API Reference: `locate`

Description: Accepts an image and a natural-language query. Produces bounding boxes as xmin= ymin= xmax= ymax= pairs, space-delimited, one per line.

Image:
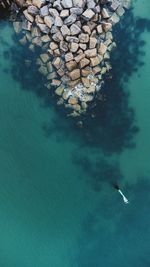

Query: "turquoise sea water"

xmin=0 ymin=1 xmax=150 ymax=266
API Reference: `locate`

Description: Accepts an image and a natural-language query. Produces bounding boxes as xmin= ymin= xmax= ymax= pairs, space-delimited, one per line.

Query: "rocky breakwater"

xmin=12 ymin=0 xmax=131 ymax=117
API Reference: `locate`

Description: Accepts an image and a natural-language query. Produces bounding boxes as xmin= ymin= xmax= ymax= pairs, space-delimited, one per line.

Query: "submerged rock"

xmin=12 ymin=0 xmax=131 ymax=116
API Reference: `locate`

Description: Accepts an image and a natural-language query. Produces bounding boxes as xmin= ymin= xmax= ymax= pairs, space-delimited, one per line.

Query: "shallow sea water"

xmin=0 ymin=1 xmax=150 ymax=266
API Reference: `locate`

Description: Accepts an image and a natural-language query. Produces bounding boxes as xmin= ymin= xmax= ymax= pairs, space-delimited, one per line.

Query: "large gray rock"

xmin=32 ymin=0 xmax=46 ymax=9
xmin=73 ymin=0 xmax=85 ymax=8
xmin=64 ymin=14 xmax=77 ymax=25
xmin=61 ymin=0 xmax=73 ymax=8
xmin=49 ymin=8 xmax=59 ymax=17
xmin=87 ymin=0 xmax=96 ymax=9
xmin=44 ymin=16 xmax=54 ymax=29
xmin=70 ymin=7 xmax=83 ymax=15
xmin=70 ymin=24 xmax=81 ymax=35
xmin=27 ymin=5 xmax=39 ymax=16
xmin=53 ymin=0 xmax=62 ymax=11
xmin=37 ymin=23 xmax=50 ymax=33
xmin=40 ymin=5 xmax=49 ymax=17
xmin=82 ymin=9 xmax=95 ymax=20
xmin=61 ymin=25 xmax=70 ymax=36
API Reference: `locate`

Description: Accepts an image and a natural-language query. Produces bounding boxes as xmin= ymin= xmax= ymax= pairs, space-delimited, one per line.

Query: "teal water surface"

xmin=0 ymin=1 xmax=150 ymax=266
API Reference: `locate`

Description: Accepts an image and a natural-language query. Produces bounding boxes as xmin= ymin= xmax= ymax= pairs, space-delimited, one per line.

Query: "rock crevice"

xmin=11 ymin=0 xmax=131 ymax=116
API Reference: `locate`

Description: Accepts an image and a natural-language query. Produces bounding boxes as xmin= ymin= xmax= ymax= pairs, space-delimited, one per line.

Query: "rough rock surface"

xmin=11 ymin=0 xmax=131 ymax=116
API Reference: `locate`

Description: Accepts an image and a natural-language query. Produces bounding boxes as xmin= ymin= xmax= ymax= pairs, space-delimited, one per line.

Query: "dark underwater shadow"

xmin=8 ymin=9 xmax=150 ymax=150
xmin=73 ymin=177 xmax=150 ymax=267
xmin=70 ymin=9 xmax=150 ymax=191
xmin=5 ymin=9 xmax=150 ymax=190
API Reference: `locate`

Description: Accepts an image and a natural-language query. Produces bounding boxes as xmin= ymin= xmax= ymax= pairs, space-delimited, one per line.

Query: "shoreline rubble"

xmin=11 ymin=0 xmax=131 ymax=117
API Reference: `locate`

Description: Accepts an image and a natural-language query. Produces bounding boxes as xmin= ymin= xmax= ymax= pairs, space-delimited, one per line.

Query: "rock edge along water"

xmin=10 ymin=0 xmax=131 ymax=117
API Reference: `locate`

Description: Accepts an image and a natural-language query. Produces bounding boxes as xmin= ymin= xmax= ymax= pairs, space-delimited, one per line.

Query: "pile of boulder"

xmin=12 ymin=0 xmax=131 ymax=117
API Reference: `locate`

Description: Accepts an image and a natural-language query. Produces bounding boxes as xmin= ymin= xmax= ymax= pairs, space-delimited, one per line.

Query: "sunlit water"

xmin=0 ymin=1 xmax=150 ymax=266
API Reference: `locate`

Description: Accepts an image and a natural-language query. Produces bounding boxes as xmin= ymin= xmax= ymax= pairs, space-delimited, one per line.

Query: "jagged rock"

xmin=61 ymin=0 xmax=73 ymax=8
xmin=40 ymin=5 xmax=49 ymax=17
xmin=98 ymin=42 xmax=107 ymax=55
xmin=90 ymin=56 xmax=100 ymax=67
xmin=13 ymin=21 xmax=22 ymax=33
xmin=87 ymin=21 xmax=97 ymax=30
xmin=70 ymin=7 xmax=83 ymax=15
xmin=102 ymin=22 xmax=112 ymax=32
xmin=69 ymin=69 xmax=80 ymax=80
xmin=65 ymin=52 xmax=74 ymax=62
xmin=23 ymin=10 xmax=34 ymax=23
xmin=50 ymin=41 xmax=58 ymax=50
xmin=81 ymin=67 xmax=92 ymax=76
xmin=96 ymin=24 xmax=103 ymax=34
xmin=49 ymin=8 xmax=59 ymax=18
xmin=55 ymin=16 xmax=63 ymax=27
xmin=44 ymin=16 xmax=54 ymax=29
xmin=64 ymin=14 xmax=77 ymax=25
xmin=53 ymin=48 xmax=61 ymax=56
xmin=37 ymin=23 xmax=49 ymax=33
xmin=27 ymin=5 xmax=39 ymax=16
xmin=79 ymin=58 xmax=90 ymax=68
xmin=40 ymin=53 xmax=49 ymax=63
xmin=81 ymin=77 xmax=90 ymax=87
xmin=32 ymin=0 xmax=46 ymax=9
xmin=61 ymin=25 xmax=70 ymax=36
xmin=35 ymin=15 xmax=44 ymax=24
xmin=57 ymin=68 xmax=65 ymax=76
xmin=52 ymin=79 xmax=61 ymax=86
xmin=53 ymin=0 xmax=62 ymax=11
xmin=47 ymin=61 xmax=53 ymax=72
xmin=52 ymin=31 xmax=63 ymax=42
xmin=73 ymin=0 xmax=85 ymax=8
xmin=92 ymin=14 xmax=99 ymax=22
xmin=110 ymin=0 xmax=120 ymax=11
xmin=31 ymin=27 xmax=41 ymax=37
xmin=55 ymin=86 xmax=64 ymax=96
xmin=94 ymin=5 xmax=101 ymax=13
xmin=74 ymin=53 xmax=85 ymax=63
xmin=66 ymin=60 xmax=77 ymax=71
xmin=77 ymin=49 xmax=84 ymax=54
xmin=87 ymin=0 xmax=96 ymax=9
xmin=52 ymin=57 xmax=62 ymax=69
xmin=60 ymin=41 xmax=69 ymax=52
xmin=82 ymin=9 xmax=95 ymax=20
xmin=70 ymin=24 xmax=81 ymax=35
xmin=66 ymin=36 xmax=79 ymax=43
xmin=116 ymin=6 xmax=125 ymax=16
xmin=70 ymin=42 xmax=79 ymax=52
xmin=79 ymin=33 xmax=89 ymax=43
xmin=110 ymin=13 xmax=120 ymax=24
xmin=22 ymin=20 xmax=32 ymax=31
xmin=68 ymin=97 xmax=78 ymax=105
xmin=89 ymin=37 xmax=97 ymax=49
xmin=79 ymin=43 xmax=87 ymax=50
xmin=92 ymin=66 xmax=101 ymax=74
xmin=60 ymin=9 xmax=69 ymax=18
xmin=32 ymin=37 xmax=43 ymax=46
xmin=41 ymin=34 xmax=50 ymax=42
xmin=68 ymin=78 xmax=80 ymax=87
xmin=101 ymin=8 xmax=110 ymax=19
xmin=84 ymin=48 xmax=97 ymax=58
xmin=82 ymin=25 xmax=91 ymax=35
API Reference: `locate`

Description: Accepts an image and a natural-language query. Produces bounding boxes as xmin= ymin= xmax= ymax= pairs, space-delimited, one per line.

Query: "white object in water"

xmin=118 ymin=189 xmax=129 ymax=204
